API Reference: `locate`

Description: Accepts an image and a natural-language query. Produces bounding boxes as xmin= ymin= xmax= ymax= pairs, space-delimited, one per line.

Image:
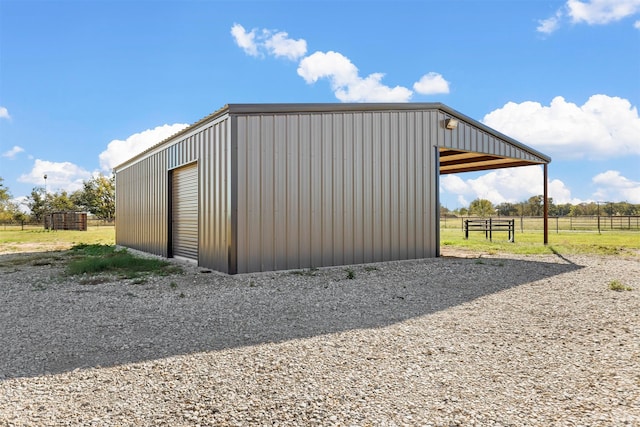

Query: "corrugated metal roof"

xmin=225 ymin=103 xmax=551 ymax=164
xmin=113 ymin=103 xmax=550 ymax=172
xmin=113 ymin=104 xmax=231 ymax=172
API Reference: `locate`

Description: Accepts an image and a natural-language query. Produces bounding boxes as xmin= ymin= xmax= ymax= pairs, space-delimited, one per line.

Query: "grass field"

xmin=441 ymin=227 xmax=640 ymax=256
xmin=440 ymin=216 xmax=640 ymax=232
xmin=0 ymin=226 xmax=115 ymax=254
xmin=0 ymin=225 xmax=638 ymax=258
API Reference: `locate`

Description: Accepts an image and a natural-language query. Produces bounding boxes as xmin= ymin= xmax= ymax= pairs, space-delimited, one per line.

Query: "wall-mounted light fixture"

xmin=445 ymin=118 xmax=459 ymax=130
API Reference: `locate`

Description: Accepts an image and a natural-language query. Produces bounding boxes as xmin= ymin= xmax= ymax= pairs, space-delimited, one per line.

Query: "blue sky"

xmin=1 ymin=0 xmax=639 ymax=210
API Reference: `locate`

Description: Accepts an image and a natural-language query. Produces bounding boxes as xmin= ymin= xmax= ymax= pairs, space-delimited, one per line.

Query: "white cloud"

xmin=457 ymin=195 xmax=469 ymax=207
xmin=231 ymin=23 xmax=259 ymax=57
xmin=264 ymin=31 xmax=307 ymax=60
xmin=0 ymin=106 xmax=10 ymax=120
xmin=537 ymin=11 xmax=563 ymax=34
xmin=592 ymin=170 xmax=640 ymax=203
xmin=231 ymin=23 xmax=307 ymax=60
xmin=18 ymin=159 xmax=92 ymax=193
xmin=413 ymin=72 xmax=450 ymax=95
xmin=635 ymin=19 xmax=640 ymax=28
xmin=548 ymin=179 xmax=582 ymax=204
xmin=538 ymin=0 xmax=640 ymax=33
xmin=468 ymin=167 xmax=544 ymax=204
xmin=482 ymin=95 xmax=640 ymax=160
xmin=297 ymin=51 xmax=412 ymax=102
xmin=441 ymin=166 xmax=579 ymax=206
xmin=440 ymin=174 xmax=468 ymax=194
xmin=297 ymin=51 xmax=357 ymax=86
xmin=232 ymin=23 xmax=449 ymax=103
xmin=2 ymin=145 xmax=24 ymax=159
xmin=99 ymin=123 xmax=189 ymax=171
xmin=10 ymin=196 xmax=30 ymax=214
xmin=567 ymin=0 xmax=640 ymax=24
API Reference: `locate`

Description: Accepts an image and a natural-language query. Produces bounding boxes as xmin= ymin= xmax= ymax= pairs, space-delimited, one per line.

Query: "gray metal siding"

xmin=172 ymin=163 xmax=198 ymax=260
xmin=195 ymin=119 xmax=233 ymax=273
xmin=115 ymin=114 xmax=232 ymax=273
xmin=234 ymin=110 xmax=440 ymax=273
xmin=115 ymin=151 xmax=169 ymax=257
xmin=115 ymin=103 xmax=549 ymax=275
xmin=437 ymin=110 xmax=543 ymax=162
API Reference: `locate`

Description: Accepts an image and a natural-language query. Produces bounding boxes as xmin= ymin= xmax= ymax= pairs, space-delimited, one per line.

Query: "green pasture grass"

xmin=440 ymin=228 xmax=640 ymax=256
xmin=2 ymin=222 xmax=637 ymax=266
xmin=0 ymin=226 xmax=114 ymax=253
xmin=66 ymin=244 xmax=182 ymax=279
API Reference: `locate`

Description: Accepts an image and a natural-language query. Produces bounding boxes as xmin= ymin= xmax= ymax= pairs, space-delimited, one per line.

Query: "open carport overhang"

xmin=437 ymin=146 xmax=551 ymax=246
xmin=439 ymin=148 xmax=546 ymax=174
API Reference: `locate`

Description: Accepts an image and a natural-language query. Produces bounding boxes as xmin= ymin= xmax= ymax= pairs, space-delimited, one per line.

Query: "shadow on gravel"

xmin=0 ymin=252 xmax=582 ymax=379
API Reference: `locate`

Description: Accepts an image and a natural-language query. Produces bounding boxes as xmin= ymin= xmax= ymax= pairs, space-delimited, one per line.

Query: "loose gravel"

xmin=0 ymin=249 xmax=639 ymax=426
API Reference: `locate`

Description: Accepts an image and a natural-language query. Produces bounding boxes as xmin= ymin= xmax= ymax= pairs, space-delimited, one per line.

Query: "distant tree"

xmin=26 ymin=187 xmax=47 ymax=222
xmin=608 ymin=202 xmax=638 ymax=216
xmin=49 ymin=190 xmax=78 ymax=212
xmin=586 ymin=203 xmax=600 ymax=216
xmin=602 ymin=203 xmax=615 ymax=216
xmin=495 ymin=202 xmax=518 ymax=216
xmin=0 ymin=177 xmax=14 ymax=222
xmin=27 ymin=187 xmax=84 ymax=221
xmin=440 ymin=204 xmax=452 ymax=217
xmin=455 ymin=207 xmax=469 ymax=216
xmin=513 ymin=202 xmax=525 ymax=216
xmin=76 ymin=174 xmax=115 ymax=221
xmin=468 ymin=198 xmax=495 ymax=217
xmin=550 ymin=202 xmax=571 ymax=216
xmin=11 ymin=208 xmax=27 ymax=223
xmin=569 ymin=203 xmax=599 ymax=216
xmin=522 ymin=195 xmax=544 ymax=216
xmin=568 ymin=204 xmax=581 ymax=217
xmin=0 ymin=177 xmax=9 ymax=204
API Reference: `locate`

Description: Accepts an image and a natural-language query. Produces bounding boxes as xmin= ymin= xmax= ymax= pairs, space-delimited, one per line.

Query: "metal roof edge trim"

xmin=225 ymin=102 xmax=445 ymax=114
xmin=436 ymin=104 xmax=551 ymax=164
xmin=113 ymin=102 xmax=550 ymax=172
xmin=113 ymin=104 xmax=231 ymax=172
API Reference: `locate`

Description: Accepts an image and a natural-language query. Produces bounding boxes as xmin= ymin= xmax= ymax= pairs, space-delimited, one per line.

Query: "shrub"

xmin=66 ymin=244 xmax=181 ymax=278
xmin=608 ymin=280 xmax=633 ymax=292
xmin=345 ymin=268 xmax=355 ymax=279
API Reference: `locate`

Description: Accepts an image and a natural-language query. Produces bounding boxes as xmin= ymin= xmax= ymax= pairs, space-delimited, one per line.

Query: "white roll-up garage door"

xmin=172 ymin=164 xmax=198 ymax=261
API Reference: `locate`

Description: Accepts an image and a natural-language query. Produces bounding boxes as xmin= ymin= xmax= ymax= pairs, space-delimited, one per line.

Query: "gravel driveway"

xmin=1 ymin=249 xmax=639 ymax=426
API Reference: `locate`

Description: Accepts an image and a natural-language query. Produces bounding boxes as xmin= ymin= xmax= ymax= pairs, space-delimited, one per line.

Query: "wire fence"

xmin=0 ymin=219 xmax=114 ymax=231
xmin=3 ymin=216 xmax=639 ymax=233
xmin=441 ymin=215 xmax=640 ymax=233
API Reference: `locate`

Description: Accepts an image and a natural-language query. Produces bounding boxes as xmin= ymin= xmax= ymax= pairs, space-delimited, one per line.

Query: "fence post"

xmin=511 ymin=219 xmax=515 ymax=242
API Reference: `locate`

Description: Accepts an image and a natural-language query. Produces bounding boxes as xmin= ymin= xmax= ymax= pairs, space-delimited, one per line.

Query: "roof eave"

xmin=113 ymin=104 xmax=231 ymax=172
xmin=113 ymin=102 xmax=550 ymax=172
xmin=437 ymin=104 xmax=551 ymax=164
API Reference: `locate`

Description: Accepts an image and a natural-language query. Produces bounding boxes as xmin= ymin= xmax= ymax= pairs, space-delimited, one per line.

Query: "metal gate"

xmin=172 ymin=164 xmax=198 ymax=260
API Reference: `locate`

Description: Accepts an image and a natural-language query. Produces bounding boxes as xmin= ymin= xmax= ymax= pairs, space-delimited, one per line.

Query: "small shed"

xmin=44 ymin=211 xmax=88 ymax=231
xmin=114 ymin=103 xmax=550 ymax=274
